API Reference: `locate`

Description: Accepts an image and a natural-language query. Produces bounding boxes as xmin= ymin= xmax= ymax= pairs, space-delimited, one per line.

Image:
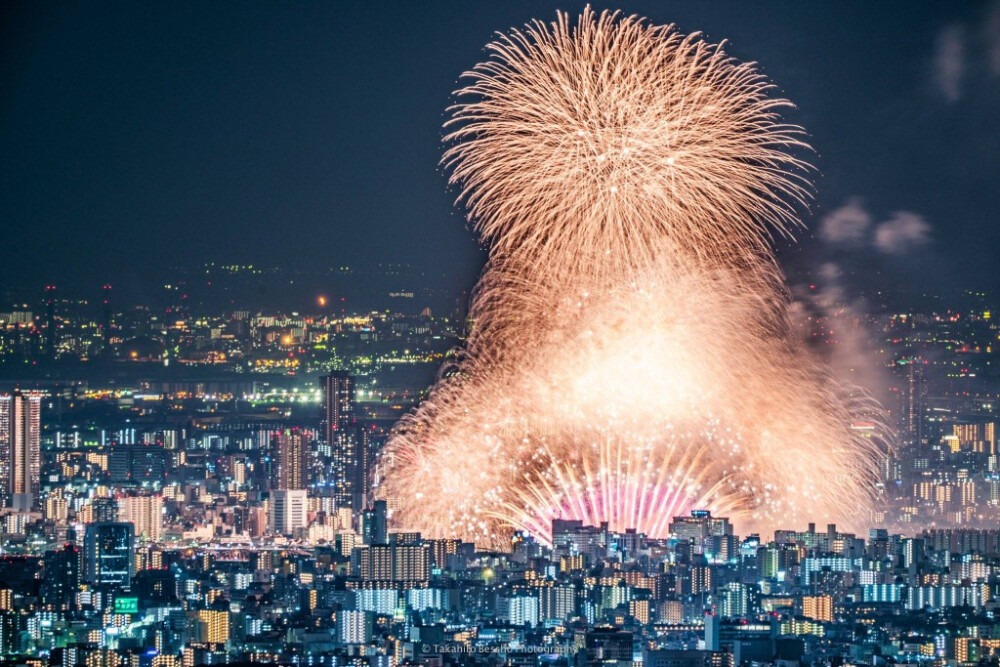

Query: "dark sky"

xmin=2 ymin=2 xmax=999 ymax=302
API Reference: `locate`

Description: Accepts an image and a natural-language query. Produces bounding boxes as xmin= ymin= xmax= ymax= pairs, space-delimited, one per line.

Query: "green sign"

xmin=114 ymin=597 xmax=139 ymax=614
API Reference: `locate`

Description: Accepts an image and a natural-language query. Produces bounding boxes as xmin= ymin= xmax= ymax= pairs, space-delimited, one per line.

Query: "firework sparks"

xmin=376 ymin=8 xmax=888 ymax=548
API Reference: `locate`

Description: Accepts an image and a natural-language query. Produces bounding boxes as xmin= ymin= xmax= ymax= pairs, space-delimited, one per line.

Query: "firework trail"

xmin=377 ymin=8 xmax=888 ymax=547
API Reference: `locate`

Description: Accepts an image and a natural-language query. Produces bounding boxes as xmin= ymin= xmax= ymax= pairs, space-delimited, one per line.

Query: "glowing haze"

xmin=377 ymin=7 xmax=887 ymax=547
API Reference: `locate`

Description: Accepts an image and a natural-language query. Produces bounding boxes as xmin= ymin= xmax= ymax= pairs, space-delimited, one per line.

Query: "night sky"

xmin=2 ymin=2 xmax=999 ymax=303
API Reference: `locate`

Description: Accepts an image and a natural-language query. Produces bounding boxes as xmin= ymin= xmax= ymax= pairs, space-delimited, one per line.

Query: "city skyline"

xmin=2 ymin=3 xmax=1000 ymax=666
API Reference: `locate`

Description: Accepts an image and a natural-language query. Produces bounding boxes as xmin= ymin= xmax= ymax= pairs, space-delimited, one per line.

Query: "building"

xmin=0 ymin=390 xmax=41 ymax=511
xmin=579 ymin=628 xmax=633 ymax=666
xmin=719 ymin=583 xmax=759 ymax=619
xmin=270 ymin=488 xmax=308 ymax=535
xmin=337 ymin=610 xmax=373 ymax=644
xmin=540 ymin=585 xmax=576 ymax=622
xmin=643 ymin=649 xmax=730 ymax=667
xmin=117 ymin=495 xmax=164 ymax=542
xmin=362 ymin=500 xmax=388 ymax=545
xmin=196 ymin=609 xmax=230 ymax=645
xmin=497 ymin=595 xmax=540 ymax=627
xmin=88 ymin=497 xmax=120 ymax=523
xmin=321 ymin=371 xmax=355 ymax=444
xmin=552 ymin=519 xmax=608 ymax=561
xmin=669 ymin=511 xmax=733 ymax=553
xmin=321 ymin=372 xmax=362 ymax=509
xmin=83 ymin=522 xmax=135 ymax=589
xmin=108 ymin=442 xmax=167 ymax=487
xmin=41 ymin=544 xmax=80 ymax=611
xmin=802 ymin=595 xmax=834 ymax=622
xmin=356 ymin=543 xmax=431 ymax=585
xmin=271 ymin=429 xmax=308 ymax=490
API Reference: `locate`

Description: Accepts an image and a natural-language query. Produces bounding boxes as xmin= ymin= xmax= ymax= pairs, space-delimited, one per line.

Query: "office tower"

xmin=84 ymin=522 xmax=135 ymax=589
xmin=0 ymin=390 xmax=41 ymax=511
xmin=118 ymin=495 xmax=164 ymax=542
xmin=321 ymin=372 xmax=361 ymax=509
xmin=271 ymin=428 xmax=308 ymax=490
xmin=362 ymin=500 xmax=388 ymax=545
xmin=269 ymin=488 xmax=308 ymax=535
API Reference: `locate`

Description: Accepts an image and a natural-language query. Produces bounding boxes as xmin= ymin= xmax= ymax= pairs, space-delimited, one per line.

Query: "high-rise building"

xmin=540 ymin=585 xmax=576 ymax=622
xmin=356 ymin=543 xmax=430 ymax=585
xmin=196 ymin=609 xmax=230 ymax=645
xmin=719 ymin=582 xmax=759 ymax=618
xmin=108 ymin=442 xmax=168 ymax=486
xmin=392 ymin=544 xmax=431 ymax=584
xmin=84 ymin=522 xmax=135 ymax=589
xmin=497 ymin=595 xmax=540 ymax=627
xmin=0 ymin=390 xmax=41 ymax=511
xmin=900 ymin=360 xmax=926 ymax=448
xmin=670 ymin=511 xmax=733 ymax=554
xmin=552 ymin=519 xmax=609 ymax=561
xmin=321 ymin=372 xmax=355 ymax=443
xmin=321 ymin=372 xmax=361 ymax=509
xmin=118 ymin=495 xmax=164 ymax=542
xmin=41 ymin=544 xmax=80 ymax=611
xmin=270 ymin=488 xmax=308 ymax=535
xmin=952 ymin=422 xmax=997 ymax=454
xmin=89 ymin=497 xmax=120 ymax=523
xmin=337 ymin=610 xmax=373 ymax=644
xmin=362 ymin=500 xmax=388 ymax=545
xmin=271 ymin=429 xmax=308 ymax=490
xmin=802 ymin=594 xmax=834 ymax=622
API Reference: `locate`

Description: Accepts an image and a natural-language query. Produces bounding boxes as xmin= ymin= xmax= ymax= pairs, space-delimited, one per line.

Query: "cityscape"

xmin=0 ymin=265 xmax=996 ymax=665
xmin=4 ymin=3 xmax=1000 ymax=667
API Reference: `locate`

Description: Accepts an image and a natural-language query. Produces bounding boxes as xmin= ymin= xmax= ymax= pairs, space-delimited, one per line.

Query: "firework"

xmin=376 ymin=8 xmax=888 ymax=548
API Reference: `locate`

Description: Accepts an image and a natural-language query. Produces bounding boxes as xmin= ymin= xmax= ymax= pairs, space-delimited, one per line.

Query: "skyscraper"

xmin=271 ymin=428 xmax=308 ymax=490
xmin=0 ymin=390 xmax=41 ymax=511
xmin=321 ymin=372 xmax=355 ymax=442
xmin=83 ymin=522 xmax=135 ymax=589
xmin=321 ymin=372 xmax=361 ymax=509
